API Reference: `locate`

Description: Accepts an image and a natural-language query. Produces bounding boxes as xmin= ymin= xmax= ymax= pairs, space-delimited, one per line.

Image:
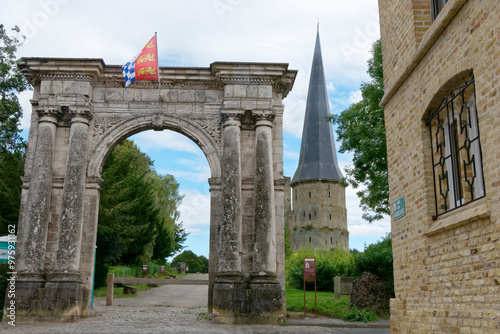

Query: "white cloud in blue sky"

xmin=5 ymin=0 xmax=389 ymax=258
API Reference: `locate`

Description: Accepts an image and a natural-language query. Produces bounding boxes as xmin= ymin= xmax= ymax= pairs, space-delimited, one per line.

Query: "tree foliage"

xmin=0 ymin=24 xmax=29 ymax=153
xmin=328 ymin=40 xmax=388 ymax=222
xmin=0 ymin=24 xmax=30 ymax=234
xmin=95 ymin=139 xmax=187 ymax=287
xmin=286 ymin=246 xmax=355 ymax=291
xmin=171 ymin=250 xmax=208 ymax=273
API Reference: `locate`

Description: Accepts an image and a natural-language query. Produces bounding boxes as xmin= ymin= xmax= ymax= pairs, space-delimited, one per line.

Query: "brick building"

xmin=287 ymin=28 xmax=349 ymax=252
xmin=378 ymin=0 xmax=499 ymax=333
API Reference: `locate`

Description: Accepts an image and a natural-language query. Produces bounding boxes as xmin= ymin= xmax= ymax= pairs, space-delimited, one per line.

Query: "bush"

xmin=109 ymin=261 xmax=173 ymax=278
xmin=341 ymin=307 xmax=378 ymax=322
xmin=286 ymin=246 xmax=355 ymax=291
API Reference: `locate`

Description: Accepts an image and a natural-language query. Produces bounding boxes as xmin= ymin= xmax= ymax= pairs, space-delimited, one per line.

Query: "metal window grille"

xmin=426 ymin=73 xmax=485 ymax=218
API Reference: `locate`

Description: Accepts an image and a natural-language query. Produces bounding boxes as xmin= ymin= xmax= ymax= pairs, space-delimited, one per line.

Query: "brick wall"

xmin=379 ymin=0 xmax=500 ymax=333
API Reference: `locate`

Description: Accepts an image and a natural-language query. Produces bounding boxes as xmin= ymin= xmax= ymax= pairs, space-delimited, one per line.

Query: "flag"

xmin=122 ymin=35 xmax=159 ymax=90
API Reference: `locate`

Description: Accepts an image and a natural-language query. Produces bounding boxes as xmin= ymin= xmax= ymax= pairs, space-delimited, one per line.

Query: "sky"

xmin=2 ymin=0 xmax=390 ymax=259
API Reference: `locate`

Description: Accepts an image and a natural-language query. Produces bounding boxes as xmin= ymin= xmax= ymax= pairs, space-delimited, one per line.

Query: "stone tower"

xmin=288 ymin=28 xmax=348 ymax=251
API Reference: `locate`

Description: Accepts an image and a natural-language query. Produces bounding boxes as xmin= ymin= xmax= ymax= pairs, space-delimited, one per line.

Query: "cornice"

xmin=18 ymin=58 xmax=297 ymax=97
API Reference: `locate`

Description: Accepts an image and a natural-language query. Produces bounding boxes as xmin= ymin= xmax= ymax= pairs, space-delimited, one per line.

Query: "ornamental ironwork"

xmin=426 ymin=73 xmax=485 ymax=218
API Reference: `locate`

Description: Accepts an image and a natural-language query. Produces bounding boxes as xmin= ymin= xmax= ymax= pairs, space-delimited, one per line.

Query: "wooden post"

xmin=106 ymin=273 xmax=114 ymax=306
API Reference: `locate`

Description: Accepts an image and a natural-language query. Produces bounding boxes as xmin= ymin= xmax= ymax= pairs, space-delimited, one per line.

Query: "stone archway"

xmin=10 ymin=58 xmax=297 ymax=324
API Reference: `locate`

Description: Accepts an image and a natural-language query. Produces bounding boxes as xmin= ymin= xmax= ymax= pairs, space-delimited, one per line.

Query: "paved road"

xmin=2 ymin=274 xmax=389 ymax=333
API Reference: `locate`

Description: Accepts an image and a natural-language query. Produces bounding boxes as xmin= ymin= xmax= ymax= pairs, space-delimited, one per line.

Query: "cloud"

xmin=342 ymin=171 xmax=391 ymax=238
xmin=157 ymin=156 xmax=211 ymax=183
xmin=131 ymin=131 xmax=200 ymax=155
xmin=177 ymin=189 xmax=210 ymax=236
xmin=327 ymin=82 xmax=336 ymax=92
xmin=349 ymin=90 xmax=363 ymax=104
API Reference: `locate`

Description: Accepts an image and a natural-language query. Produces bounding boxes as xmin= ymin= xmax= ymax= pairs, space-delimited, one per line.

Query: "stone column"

xmin=54 ymin=108 xmax=93 ymax=276
xmin=9 ymin=108 xmax=59 ymax=322
xmin=218 ymin=114 xmax=242 ymax=274
xmin=252 ymin=114 xmax=277 ymax=275
xmin=208 ymin=177 xmax=222 ymax=314
xmin=17 ymin=108 xmax=60 ymax=278
xmin=213 ymin=114 xmax=245 ymax=321
xmin=248 ymin=112 xmax=282 ymax=323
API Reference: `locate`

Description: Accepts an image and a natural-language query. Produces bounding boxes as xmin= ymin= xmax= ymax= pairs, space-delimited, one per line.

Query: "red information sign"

xmin=160 ymin=266 xmax=165 ymax=276
xmin=304 ymin=258 xmax=316 ymax=281
xmin=142 ymin=264 xmax=148 ymax=277
xmin=303 ymin=257 xmax=317 ymax=316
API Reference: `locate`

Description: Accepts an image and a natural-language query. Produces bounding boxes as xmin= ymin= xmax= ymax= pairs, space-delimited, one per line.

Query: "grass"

xmin=285 ymin=282 xmax=350 ymax=318
xmin=93 ymin=284 xmax=151 ymax=298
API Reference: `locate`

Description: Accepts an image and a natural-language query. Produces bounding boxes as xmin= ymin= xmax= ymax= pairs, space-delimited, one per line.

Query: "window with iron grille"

xmin=431 ymin=0 xmax=449 ymax=20
xmin=426 ymin=73 xmax=485 ymax=218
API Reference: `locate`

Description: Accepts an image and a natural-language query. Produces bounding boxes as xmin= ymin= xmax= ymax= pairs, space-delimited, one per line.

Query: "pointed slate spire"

xmin=291 ymin=28 xmax=343 ymax=184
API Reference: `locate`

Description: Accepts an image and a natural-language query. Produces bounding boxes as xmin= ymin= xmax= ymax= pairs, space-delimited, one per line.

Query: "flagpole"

xmin=155 ymin=32 xmax=161 ymax=96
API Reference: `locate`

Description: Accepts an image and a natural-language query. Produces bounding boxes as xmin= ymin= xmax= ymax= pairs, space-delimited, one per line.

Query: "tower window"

xmin=331 ymin=237 xmax=333 ymax=244
xmin=309 ymin=214 xmax=311 ymax=220
xmin=309 ymin=237 xmax=311 ymax=243
xmin=329 ymin=214 xmax=332 ymax=219
xmin=303 ymin=211 xmax=306 ymax=218
xmin=309 ymin=192 xmax=311 ymax=198
xmin=329 ymin=191 xmax=331 ymax=198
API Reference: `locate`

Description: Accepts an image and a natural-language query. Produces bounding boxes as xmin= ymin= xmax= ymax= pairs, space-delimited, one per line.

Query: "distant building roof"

xmin=291 ymin=29 xmax=343 ymax=185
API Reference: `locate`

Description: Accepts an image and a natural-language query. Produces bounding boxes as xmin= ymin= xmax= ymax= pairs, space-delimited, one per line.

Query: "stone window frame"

xmin=431 ymin=0 xmax=449 ymax=20
xmin=426 ymin=72 xmax=485 ymax=219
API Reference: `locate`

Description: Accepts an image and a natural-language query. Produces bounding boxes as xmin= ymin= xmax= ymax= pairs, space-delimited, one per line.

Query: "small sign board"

xmin=304 ymin=257 xmax=316 ymax=282
xmin=142 ymin=264 xmax=148 ymax=277
xmin=393 ymin=196 xmax=406 ymax=220
xmin=303 ymin=257 xmax=317 ymax=316
xmin=160 ymin=266 xmax=165 ymax=276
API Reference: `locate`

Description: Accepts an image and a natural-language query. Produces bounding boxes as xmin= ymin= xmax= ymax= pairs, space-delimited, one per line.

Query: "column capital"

xmin=221 ymin=113 xmax=243 ymax=128
xmin=36 ymin=107 xmax=61 ymax=122
xmin=68 ymin=107 xmax=93 ymax=124
xmin=253 ymin=111 xmax=275 ymax=128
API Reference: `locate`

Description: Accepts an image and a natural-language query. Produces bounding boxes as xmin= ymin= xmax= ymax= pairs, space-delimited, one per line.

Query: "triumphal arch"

xmin=9 ymin=58 xmax=297 ymax=324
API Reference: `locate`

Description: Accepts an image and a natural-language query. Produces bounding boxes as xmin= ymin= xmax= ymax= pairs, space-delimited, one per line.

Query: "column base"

xmin=212 ymin=271 xmax=283 ymax=324
xmin=4 ymin=273 xmax=86 ymax=322
xmin=248 ymin=271 xmax=283 ymax=324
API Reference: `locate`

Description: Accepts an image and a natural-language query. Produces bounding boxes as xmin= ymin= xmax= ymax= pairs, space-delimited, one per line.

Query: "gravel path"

xmin=2 ymin=274 xmax=389 ymax=334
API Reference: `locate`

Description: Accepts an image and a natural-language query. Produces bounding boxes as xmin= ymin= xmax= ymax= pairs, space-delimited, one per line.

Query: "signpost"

xmin=142 ymin=264 xmax=148 ymax=277
xmin=160 ymin=266 xmax=165 ymax=277
xmin=303 ymin=257 xmax=317 ymax=317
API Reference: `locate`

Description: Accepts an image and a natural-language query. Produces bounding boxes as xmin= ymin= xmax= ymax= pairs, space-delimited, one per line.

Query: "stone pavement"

xmin=2 ymin=274 xmax=390 ymax=334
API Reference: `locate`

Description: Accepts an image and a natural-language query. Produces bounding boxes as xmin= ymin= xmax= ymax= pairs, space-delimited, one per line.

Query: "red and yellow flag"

xmin=122 ymin=35 xmax=159 ymax=88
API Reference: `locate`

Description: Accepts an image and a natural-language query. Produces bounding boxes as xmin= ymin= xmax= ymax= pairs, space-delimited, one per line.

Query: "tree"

xmin=150 ymin=174 xmax=186 ymax=261
xmin=0 ymin=24 xmax=30 ymax=234
xmin=97 ymin=140 xmax=158 ymax=266
xmin=171 ymin=250 xmax=205 ymax=273
xmin=328 ymin=40 xmax=388 ymax=222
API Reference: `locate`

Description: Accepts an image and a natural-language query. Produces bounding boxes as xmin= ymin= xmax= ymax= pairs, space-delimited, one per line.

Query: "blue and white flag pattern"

xmin=122 ymin=53 xmax=140 ymax=89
